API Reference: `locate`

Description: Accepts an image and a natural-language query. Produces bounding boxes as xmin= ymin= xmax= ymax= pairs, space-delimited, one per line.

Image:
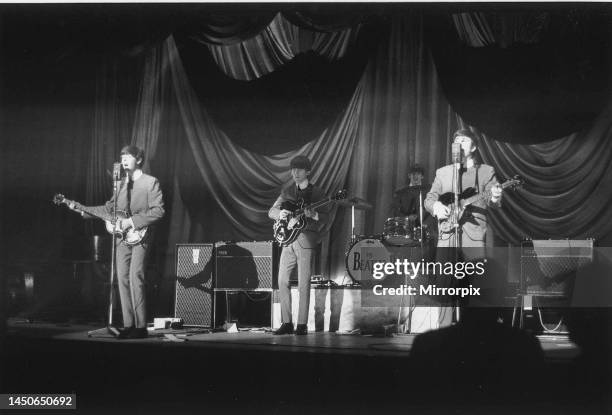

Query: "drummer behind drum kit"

xmin=337 ymin=195 xmax=433 ymax=286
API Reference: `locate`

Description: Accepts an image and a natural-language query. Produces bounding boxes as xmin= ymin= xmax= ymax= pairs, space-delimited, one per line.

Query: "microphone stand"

xmin=452 ymin=145 xmax=462 ymax=323
xmin=396 ymin=188 xmax=424 ymax=335
xmin=452 ymin=145 xmax=462 ymax=251
xmin=88 ymin=167 xmax=122 ymax=337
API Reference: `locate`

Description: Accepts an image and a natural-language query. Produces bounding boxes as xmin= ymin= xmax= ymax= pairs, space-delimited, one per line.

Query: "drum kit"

xmin=337 ymin=196 xmax=433 ymax=284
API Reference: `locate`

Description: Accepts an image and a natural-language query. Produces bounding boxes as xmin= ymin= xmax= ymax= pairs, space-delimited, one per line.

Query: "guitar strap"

xmin=475 ymin=164 xmax=480 ymax=193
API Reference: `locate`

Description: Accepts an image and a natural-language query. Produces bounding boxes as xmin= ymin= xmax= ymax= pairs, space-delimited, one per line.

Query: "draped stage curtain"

xmin=452 ymin=12 xmax=549 ymax=48
xmin=199 ymin=13 xmax=362 ymax=81
xmin=119 ymin=13 xmax=456 ymax=282
xmin=82 ymin=9 xmax=612 ymax=299
xmin=426 ymin=9 xmax=611 ymax=144
xmin=327 ymin=14 xmax=458 ymax=279
xmin=165 ymin=33 xmax=359 ymax=238
xmin=468 ymin=106 xmax=612 ymax=245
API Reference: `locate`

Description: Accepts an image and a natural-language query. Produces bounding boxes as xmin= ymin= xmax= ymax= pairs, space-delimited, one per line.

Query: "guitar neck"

xmin=64 ymin=199 xmax=112 ymax=222
xmin=463 ymin=181 xmax=514 ymax=206
xmin=295 ymin=196 xmax=333 ymax=215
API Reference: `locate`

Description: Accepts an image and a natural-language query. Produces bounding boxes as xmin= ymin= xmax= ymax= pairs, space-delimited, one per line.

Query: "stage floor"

xmin=6 ymin=318 xmax=579 ymax=361
xmin=4 ymin=319 xmax=609 ymax=415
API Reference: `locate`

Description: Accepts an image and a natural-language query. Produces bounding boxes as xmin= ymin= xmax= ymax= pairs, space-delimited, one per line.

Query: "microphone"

xmin=451 ymin=143 xmax=461 ymax=169
xmin=112 ymin=163 xmax=122 ymax=181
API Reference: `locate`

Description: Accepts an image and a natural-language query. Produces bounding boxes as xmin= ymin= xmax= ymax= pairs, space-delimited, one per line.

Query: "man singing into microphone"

xmin=71 ymin=145 xmax=164 ymax=339
xmin=425 ymin=129 xmax=502 ymax=250
xmin=422 ymin=129 xmax=503 ymax=325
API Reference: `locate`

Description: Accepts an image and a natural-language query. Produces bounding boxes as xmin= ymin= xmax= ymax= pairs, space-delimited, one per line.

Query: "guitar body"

xmin=272 ymin=189 xmax=347 ymax=246
xmin=436 ymin=176 xmax=523 ymax=237
xmin=273 ymin=200 xmax=306 ymax=246
xmin=53 ymin=194 xmax=147 ymax=246
xmin=437 ymin=191 xmax=471 ymax=235
xmin=103 ymin=211 xmax=148 ymax=246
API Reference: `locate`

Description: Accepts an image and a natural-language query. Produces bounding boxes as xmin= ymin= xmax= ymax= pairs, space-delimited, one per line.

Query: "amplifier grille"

xmin=175 ymin=244 xmax=214 ymax=326
xmin=521 ymin=240 xmax=593 ymax=296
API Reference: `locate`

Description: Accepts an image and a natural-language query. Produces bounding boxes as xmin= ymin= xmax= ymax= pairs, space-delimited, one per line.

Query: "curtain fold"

xmin=196 ymin=13 xmax=361 ymax=81
xmin=87 ymin=61 xmax=142 ymax=206
xmin=189 ymin=12 xmax=277 ymax=45
xmin=131 ymin=14 xmax=458 ymax=280
xmin=327 ymin=13 xmax=458 ymax=279
xmin=164 ymin=35 xmax=361 ymax=241
xmin=426 ymin=10 xmax=610 ymax=143
xmin=452 ymin=12 xmax=549 ymax=48
xmin=452 ymin=13 xmax=496 ymax=47
xmin=130 ymin=44 xmax=170 ymax=169
xmin=461 ymin=107 xmax=612 ymax=244
xmin=94 ymin=10 xmax=612 ymax=293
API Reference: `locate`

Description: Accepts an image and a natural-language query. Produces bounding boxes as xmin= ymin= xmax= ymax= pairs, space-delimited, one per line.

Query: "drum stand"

xmin=350 ymin=204 xmax=357 ymax=244
xmin=88 ymin=171 xmax=122 ymax=338
xmin=338 ymin=204 xmax=362 ymax=287
xmin=338 ymin=197 xmax=373 ymax=287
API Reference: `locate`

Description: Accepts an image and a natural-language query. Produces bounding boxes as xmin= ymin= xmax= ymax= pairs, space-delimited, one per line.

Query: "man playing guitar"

xmin=425 ymin=129 xmax=503 ymax=250
xmin=69 ymin=145 xmax=164 ymax=339
xmin=268 ymin=155 xmax=329 ymax=335
xmin=424 ymin=129 xmax=503 ymax=326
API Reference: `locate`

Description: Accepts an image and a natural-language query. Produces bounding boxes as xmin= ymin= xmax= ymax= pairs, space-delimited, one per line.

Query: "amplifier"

xmin=175 ymin=244 xmax=214 ymax=327
xmin=215 ymin=241 xmax=276 ymax=289
xmin=521 ymin=239 xmax=593 ymax=296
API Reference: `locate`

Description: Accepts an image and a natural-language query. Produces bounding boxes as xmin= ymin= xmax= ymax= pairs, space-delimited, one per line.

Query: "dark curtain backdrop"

xmin=114 ymin=13 xmax=457 ymax=283
xmin=472 ymin=106 xmax=612 ymax=245
xmin=4 ymin=7 xmax=612 ymax=316
xmin=177 ymin=13 xmax=382 ymax=154
xmin=425 ymin=8 xmax=612 ymax=144
xmin=1 ymin=40 xmax=99 ymax=264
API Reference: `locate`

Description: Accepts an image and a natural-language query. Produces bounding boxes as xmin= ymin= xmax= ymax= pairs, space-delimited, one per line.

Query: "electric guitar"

xmin=53 ymin=193 xmax=147 ymax=246
xmin=273 ymin=189 xmax=347 ymax=246
xmin=437 ymin=176 xmax=523 ymax=235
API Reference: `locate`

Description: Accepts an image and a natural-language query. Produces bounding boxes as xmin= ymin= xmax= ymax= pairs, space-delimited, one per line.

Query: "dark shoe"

xmin=116 ymin=326 xmax=134 ymax=339
xmin=295 ymin=324 xmax=308 ymax=335
xmin=127 ymin=327 xmax=148 ymax=339
xmin=273 ymin=323 xmax=294 ymax=335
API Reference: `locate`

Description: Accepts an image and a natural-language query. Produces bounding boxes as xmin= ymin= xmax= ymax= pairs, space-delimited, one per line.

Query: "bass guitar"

xmin=273 ymin=189 xmax=347 ymax=246
xmin=53 ymin=193 xmax=147 ymax=246
xmin=437 ymin=175 xmax=523 ymax=235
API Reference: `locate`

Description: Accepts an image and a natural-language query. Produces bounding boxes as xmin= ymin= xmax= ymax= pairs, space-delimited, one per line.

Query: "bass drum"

xmin=345 ymin=238 xmax=389 ymax=281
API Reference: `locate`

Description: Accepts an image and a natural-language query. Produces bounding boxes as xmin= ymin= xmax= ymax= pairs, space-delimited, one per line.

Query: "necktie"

xmin=126 ymin=177 xmax=132 ymax=216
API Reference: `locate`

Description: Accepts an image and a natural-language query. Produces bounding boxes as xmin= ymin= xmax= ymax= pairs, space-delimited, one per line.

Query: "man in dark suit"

xmin=269 ymin=155 xmax=329 ymax=335
xmin=390 ymin=164 xmax=427 ymax=219
xmin=389 ymin=164 xmax=437 ymax=250
xmin=425 ymin=129 xmax=503 ymax=250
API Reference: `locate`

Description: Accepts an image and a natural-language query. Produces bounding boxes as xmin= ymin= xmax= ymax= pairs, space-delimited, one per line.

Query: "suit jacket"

xmin=88 ymin=173 xmax=165 ymax=230
xmin=269 ymin=182 xmax=330 ymax=249
xmin=424 ymin=164 xmax=500 ymax=246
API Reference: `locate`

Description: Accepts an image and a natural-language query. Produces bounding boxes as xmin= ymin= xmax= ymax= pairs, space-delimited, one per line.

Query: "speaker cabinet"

xmin=175 ymin=244 xmax=214 ymax=327
xmin=521 ymin=240 xmax=593 ymax=296
xmin=215 ymin=241 xmax=276 ymax=289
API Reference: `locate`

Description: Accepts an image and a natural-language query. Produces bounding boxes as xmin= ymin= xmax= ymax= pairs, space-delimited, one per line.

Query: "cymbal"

xmin=337 ymin=197 xmax=373 ymax=210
